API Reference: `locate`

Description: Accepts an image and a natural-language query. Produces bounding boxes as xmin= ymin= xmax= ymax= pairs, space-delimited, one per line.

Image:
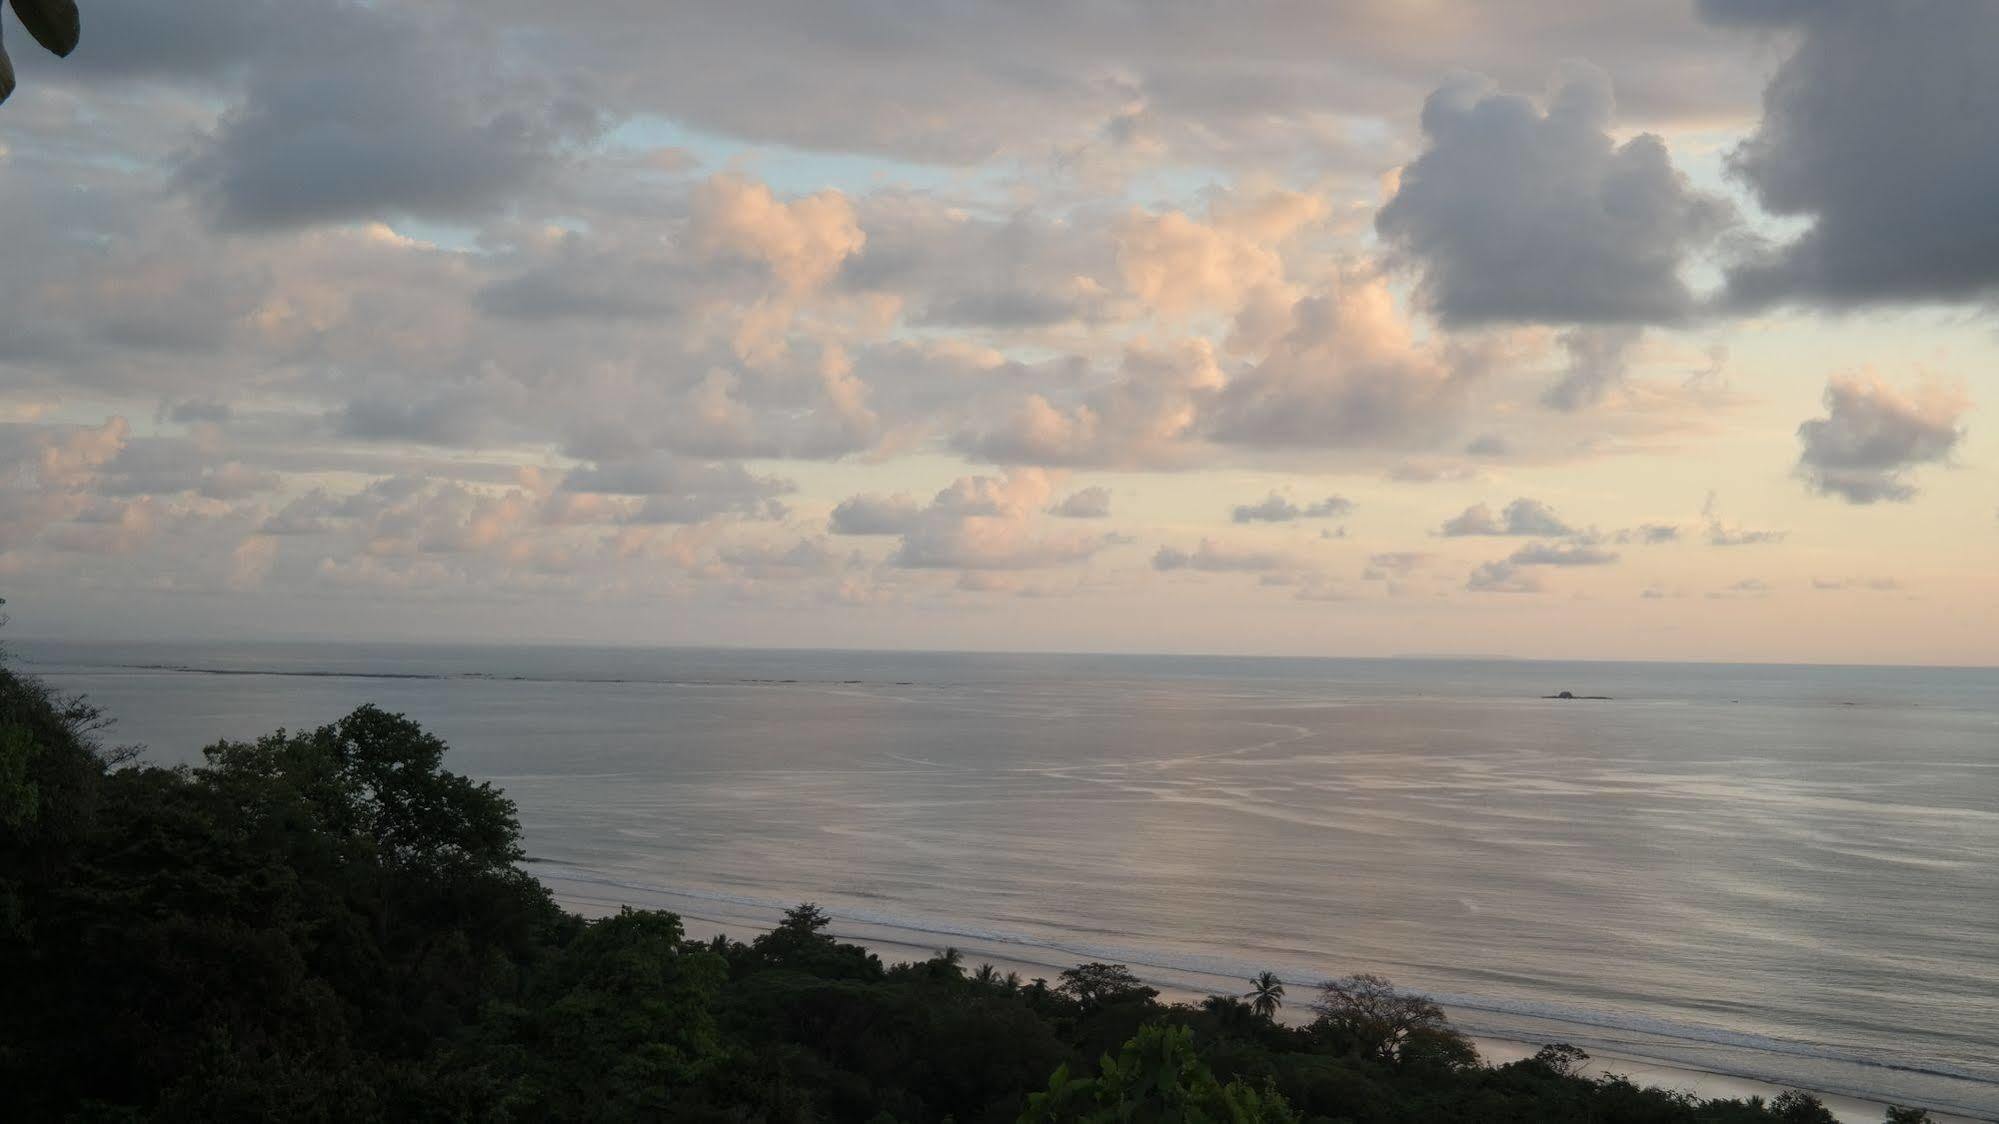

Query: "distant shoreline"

xmin=542 ymin=872 xmax=1985 ymax=1124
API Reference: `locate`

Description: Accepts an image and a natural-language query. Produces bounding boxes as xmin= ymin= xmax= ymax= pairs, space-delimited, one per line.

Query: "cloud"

xmin=1506 ymin=542 xmax=1619 ymax=566
xmin=691 ymin=174 xmax=866 ymax=292
xmin=1705 ymin=1 xmax=1999 ymax=308
xmin=336 ymin=394 xmax=507 ymax=448
xmin=165 ymin=399 xmax=233 ymax=425
xmin=260 ymin=490 xmax=343 ymax=536
xmin=6 ymin=0 xmax=1974 ymax=643
xmin=561 ymin=457 xmax=794 ymax=523
xmin=1707 ymin=577 xmax=1773 ymax=599
xmin=179 ymin=5 xmax=600 ymax=230
xmin=957 ymin=340 xmax=1221 ymax=468
xmin=1115 ymin=188 xmax=1325 ymax=319
xmin=716 ymin=537 xmax=844 ymax=582
xmin=829 ymin=494 xmax=923 ymax=535
xmin=888 ymin=471 xmax=1111 ymax=571
xmin=1049 ymin=487 xmax=1113 ymax=519
xmin=1795 ymin=374 xmax=1967 ymax=504
xmin=1376 ymin=64 xmax=1731 ymax=326
xmin=96 ymin=439 xmax=281 ymax=500
xmin=1231 ymin=491 xmax=1353 ymax=524
xmin=1439 ymin=498 xmax=1576 ymax=537
xmin=1361 ymin=552 xmax=1432 ymax=584
xmin=1812 ymin=576 xmax=1903 ymax=592
xmin=964 ymin=270 xmax=1471 ymax=466
xmin=1466 ymin=561 xmax=1542 ymax=594
xmin=1464 ymin=537 xmax=1618 ymax=593
xmin=1615 ymin=523 xmax=1681 ymax=544
xmin=1544 ymin=325 xmax=1644 ymax=411
xmin=1707 ymin=525 xmax=1785 ymax=547
xmin=1701 ymin=494 xmax=1787 ymax=547
xmin=1206 ymin=273 xmax=1468 ymax=450
xmin=1153 ymin=539 xmax=1285 ymax=573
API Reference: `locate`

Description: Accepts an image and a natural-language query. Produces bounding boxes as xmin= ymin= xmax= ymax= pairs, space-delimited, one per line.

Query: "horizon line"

xmin=7 ymin=634 xmax=1996 ymax=674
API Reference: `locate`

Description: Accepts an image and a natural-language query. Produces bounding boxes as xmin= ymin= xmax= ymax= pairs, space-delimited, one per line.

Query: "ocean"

xmin=12 ymin=640 xmax=1997 ymax=1119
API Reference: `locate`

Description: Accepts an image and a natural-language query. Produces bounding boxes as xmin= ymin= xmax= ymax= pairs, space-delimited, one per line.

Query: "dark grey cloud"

xmin=563 ymin=456 xmax=793 ymax=523
xmin=179 ymin=6 xmax=600 ymax=230
xmin=1466 ymin=536 xmax=1618 ymax=592
xmin=1706 ymin=1 xmax=1999 ymax=308
xmin=474 ymin=268 xmax=675 ymax=322
xmin=1795 ymin=375 xmax=1967 ymax=504
xmin=1507 ymin=542 xmax=1619 ymax=566
xmin=164 ymin=399 xmax=234 ymax=426
xmin=1439 ymin=498 xmax=1576 ymax=537
xmin=828 ymin=494 xmax=923 ymax=535
xmin=1049 ymin=487 xmax=1113 ymax=519
xmin=336 ymin=395 xmax=505 ymax=448
xmin=1376 ymin=65 xmax=1731 ymax=326
xmin=1230 ymin=491 xmax=1353 ymax=524
xmin=57 ymin=0 xmax=314 ymax=81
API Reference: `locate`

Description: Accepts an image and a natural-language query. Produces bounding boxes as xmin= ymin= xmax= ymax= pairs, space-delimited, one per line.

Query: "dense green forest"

xmin=0 ymin=654 xmax=1937 ymax=1122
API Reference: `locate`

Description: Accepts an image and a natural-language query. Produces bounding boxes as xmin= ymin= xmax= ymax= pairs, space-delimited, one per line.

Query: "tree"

xmin=1021 ymin=1024 xmax=1299 ymax=1123
xmin=492 ymin=908 xmax=727 ymax=1120
xmin=1310 ymin=973 xmax=1461 ymax=1063
xmin=1246 ymin=971 xmax=1286 ymax=1020
xmin=0 ymin=0 xmax=82 ymax=105
xmin=1884 ymin=1107 xmax=1934 ymax=1123
xmin=1771 ymin=1090 xmax=1838 ymax=1124
xmin=1057 ymin=962 xmax=1159 ymax=1009
xmin=1529 ymin=1043 xmax=1590 ymax=1078
xmin=204 ymin=705 xmax=525 ymax=877
xmin=750 ymin=901 xmax=882 ymax=980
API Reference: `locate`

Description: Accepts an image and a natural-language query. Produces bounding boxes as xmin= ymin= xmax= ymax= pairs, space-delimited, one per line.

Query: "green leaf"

xmin=11 ymin=0 xmax=80 ymax=58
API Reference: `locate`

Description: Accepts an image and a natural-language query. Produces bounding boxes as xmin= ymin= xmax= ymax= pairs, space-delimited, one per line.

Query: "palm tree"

xmin=1246 ymin=971 xmax=1285 ymax=1020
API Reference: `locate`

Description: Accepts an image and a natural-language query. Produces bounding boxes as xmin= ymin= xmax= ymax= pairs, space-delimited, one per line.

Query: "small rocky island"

xmin=1544 ymin=690 xmax=1614 ymax=700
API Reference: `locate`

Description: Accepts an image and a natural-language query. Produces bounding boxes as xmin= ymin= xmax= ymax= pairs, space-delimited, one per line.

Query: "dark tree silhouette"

xmin=1311 ymin=972 xmax=1457 ymax=1061
xmin=1 ymin=0 xmax=82 ymax=105
xmin=1247 ymin=969 xmax=1286 ymax=1019
xmin=1056 ymin=961 xmax=1158 ymax=1008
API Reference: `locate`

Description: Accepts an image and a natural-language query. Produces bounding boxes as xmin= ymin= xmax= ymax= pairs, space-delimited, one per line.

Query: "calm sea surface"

xmin=14 ymin=641 xmax=1999 ymax=1118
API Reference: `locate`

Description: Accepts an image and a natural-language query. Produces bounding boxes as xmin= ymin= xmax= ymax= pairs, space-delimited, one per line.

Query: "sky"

xmin=1 ymin=0 xmax=1995 ymax=664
